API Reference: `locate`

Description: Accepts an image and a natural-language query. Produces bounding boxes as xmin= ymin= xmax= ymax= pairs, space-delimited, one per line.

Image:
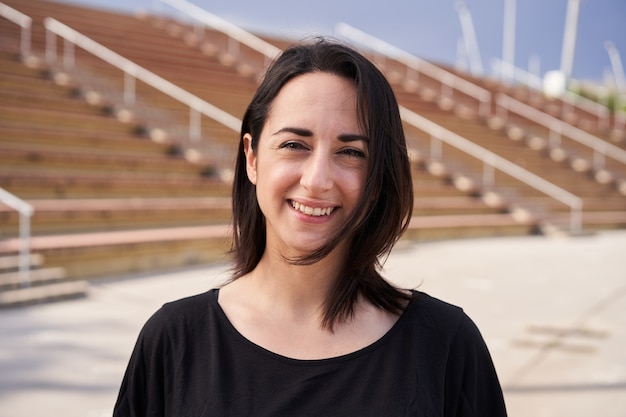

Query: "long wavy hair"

xmin=230 ymin=38 xmax=414 ymax=329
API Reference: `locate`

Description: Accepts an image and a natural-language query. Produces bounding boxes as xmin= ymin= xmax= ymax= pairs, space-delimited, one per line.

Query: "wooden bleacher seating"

xmin=0 ymin=0 xmax=623 ymax=306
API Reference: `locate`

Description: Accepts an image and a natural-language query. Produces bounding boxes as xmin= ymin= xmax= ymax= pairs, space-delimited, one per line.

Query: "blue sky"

xmin=62 ymin=0 xmax=626 ymax=84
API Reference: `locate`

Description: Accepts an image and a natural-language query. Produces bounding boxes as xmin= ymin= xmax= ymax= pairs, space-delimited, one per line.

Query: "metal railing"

xmin=158 ymin=0 xmax=281 ymax=65
xmin=43 ymin=18 xmax=241 ymax=142
xmin=0 ymin=188 xmax=34 ymax=287
xmin=400 ymin=106 xmax=583 ymax=233
xmin=0 ymin=1 xmax=31 ymax=58
xmin=491 ymin=57 xmax=612 ymax=132
xmin=496 ymin=94 xmax=626 ymax=170
xmin=335 ymin=22 xmax=493 ymax=119
xmin=491 ymin=57 xmax=543 ymax=90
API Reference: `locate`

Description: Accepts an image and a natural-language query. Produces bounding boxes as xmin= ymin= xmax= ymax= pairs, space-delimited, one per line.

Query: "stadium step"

xmin=0 ymin=254 xmax=87 ymax=308
xmin=0 ymin=0 xmax=622 ymax=301
xmin=0 ymin=197 xmax=232 ymax=237
xmin=0 ymin=225 xmax=231 ymax=280
xmin=0 ymin=280 xmax=89 ymax=308
xmin=0 ymin=266 xmax=67 ymax=291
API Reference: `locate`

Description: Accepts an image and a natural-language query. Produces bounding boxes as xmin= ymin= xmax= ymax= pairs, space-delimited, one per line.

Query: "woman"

xmin=114 ymin=38 xmax=507 ymax=416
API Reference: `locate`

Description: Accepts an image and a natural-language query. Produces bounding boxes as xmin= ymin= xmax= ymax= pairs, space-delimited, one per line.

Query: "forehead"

xmin=265 ymin=72 xmax=361 ymax=133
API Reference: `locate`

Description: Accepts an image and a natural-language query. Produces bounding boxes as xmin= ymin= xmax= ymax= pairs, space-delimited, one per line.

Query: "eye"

xmin=279 ymin=141 xmax=308 ymax=151
xmin=339 ymin=148 xmax=367 ymax=159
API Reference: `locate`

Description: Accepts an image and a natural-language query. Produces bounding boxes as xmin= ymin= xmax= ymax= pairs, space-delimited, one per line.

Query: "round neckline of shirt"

xmin=209 ymin=288 xmax=418 ymax=366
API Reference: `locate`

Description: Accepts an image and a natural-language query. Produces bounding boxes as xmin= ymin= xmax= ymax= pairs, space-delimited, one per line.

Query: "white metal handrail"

xmin=159 ymin=0 xmax=281 ymax=64
xmin=335 ymin=22 xmax=492 ymax=119
xmin=491 ymin=57 xmax=543 ymax=90
xmin=43 ymin=18 xmax=241 ymax=141
xmin=496 ymin=93 xmax=626 ymax=170
xmin=0 ymin=188 xmax=34 ymax=287
xmin=561 ymin=91 xmax=611 ymax=132
xmin=491 ymin=57 xmax=611 ymax=131
xmin=400 ymin=106 xmax=583 ymax=233
xmin=0 ymin=1 xmax=31 ymax=57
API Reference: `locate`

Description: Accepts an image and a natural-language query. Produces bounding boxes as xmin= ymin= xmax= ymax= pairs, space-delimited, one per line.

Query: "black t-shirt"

xmin=113 ymin=289 xmax=507 ymax=416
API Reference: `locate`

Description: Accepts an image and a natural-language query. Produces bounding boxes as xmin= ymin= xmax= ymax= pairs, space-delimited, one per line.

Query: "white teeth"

xmin=291 ymin=201 xmax=335 ymax=217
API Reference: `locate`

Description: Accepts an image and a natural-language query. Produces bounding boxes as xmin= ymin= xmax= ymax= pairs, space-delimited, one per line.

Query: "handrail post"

xmin=615 ymin=91 xmax=625 ymax=131
xmin=45 ymin=26 xmax=56 ymax=64
xmin=496 ymin=95 xmax=508 ymax=121
xmin=479 ymin=93 xmax=490 ymax=119
xmin=430 ymin=135 xmax=442 ymax=160
xmin=19 ymin=209 xmax=33 ymax=287
xmin=0 ymin=188 xmax=34 ymax=287
xmin=441 ymin=73 xmax=452 ymax=99
xmin=570 ymin=199 xmax=583 ymax=235
xmin=193 ymin=21 xmax=203 ymax=39
xmin=190 ymin=101 xmax=201 ymax=142
xmin=549 ymin=120 xmax=562 ymax=148
xmin=561 ymin=96 xmax=571 ymax=121
xmin=593 ymin=141 xmax=606 ymax=170
xmin=63 ymin=37 xmax=74 ymax=70
xmin=0 ymin=2 xmax=32 ymax=58
xmin=123 ymin=71 xmax=136 ymax=107
xmin=483 ymin=159 xmax=495 ymax=188
xmin=20 ymin=20 xmax=31 ymax=58
xmin=599 ymin=107 xmax=609 ymax=132
xmin=227 ymin=36 xmax=239 ymax=58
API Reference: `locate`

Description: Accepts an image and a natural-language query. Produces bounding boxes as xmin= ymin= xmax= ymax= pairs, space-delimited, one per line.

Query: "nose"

xmin=300 ymin=149 xmax=333 ymax=193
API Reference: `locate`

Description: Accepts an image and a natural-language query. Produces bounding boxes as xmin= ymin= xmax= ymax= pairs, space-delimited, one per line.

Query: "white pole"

xmin=455 ymin=1 xmax=483 ymax=76
xmin=560 ymin=0 xmax=581 ymax=80
xmin=502 ymin=0 xmax=516 ymax=82
xmin=456 ymin=36 xmax=468 ymax=72
xmin=605 ymin=41 xmax=626 ymax=131
xmin=605 ymin=41 xmax=626 ymax=92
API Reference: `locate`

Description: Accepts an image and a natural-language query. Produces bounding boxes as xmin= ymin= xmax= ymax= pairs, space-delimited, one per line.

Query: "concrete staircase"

xmin=0 ymin=254 xmax=87 ymax=307
xmin=2 ymin=0 xmax=622 ymax=306
xmin=353 ymin=45 xmax=626 ymax=233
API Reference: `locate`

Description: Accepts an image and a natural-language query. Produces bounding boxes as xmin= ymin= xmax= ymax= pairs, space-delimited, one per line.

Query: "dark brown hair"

xmin=231 ymin=38 xmax=413 ymax=329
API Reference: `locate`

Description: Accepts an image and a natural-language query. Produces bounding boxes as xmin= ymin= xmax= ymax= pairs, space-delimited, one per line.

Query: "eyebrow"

xmin=272 ymin=127 xmax=369 ymax=143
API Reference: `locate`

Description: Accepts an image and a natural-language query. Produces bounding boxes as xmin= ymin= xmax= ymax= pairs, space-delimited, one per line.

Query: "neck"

xmin=249 ymin=243 xmax=348 ymax=320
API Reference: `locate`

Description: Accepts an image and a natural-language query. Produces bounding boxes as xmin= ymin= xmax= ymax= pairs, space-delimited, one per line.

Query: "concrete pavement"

xmin=1 ymin=230 xmax=625 ymax=416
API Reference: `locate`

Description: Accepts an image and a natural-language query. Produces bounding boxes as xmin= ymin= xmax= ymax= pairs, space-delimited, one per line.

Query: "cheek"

xmin=255 ymin=160 xmax=298 ymax=201
xmin=338 ymin=169 xmax=367 ymax=202
xmin=259 ymin=159 xmax=296 ymax=182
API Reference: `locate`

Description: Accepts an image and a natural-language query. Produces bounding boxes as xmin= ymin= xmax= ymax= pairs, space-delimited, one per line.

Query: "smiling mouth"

xmin=290 ymin=200 xmax=336 ymax=217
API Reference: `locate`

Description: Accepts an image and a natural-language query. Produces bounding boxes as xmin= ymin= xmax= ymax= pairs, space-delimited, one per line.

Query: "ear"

xmin=243 ymin=133 xmax=257 ymax=185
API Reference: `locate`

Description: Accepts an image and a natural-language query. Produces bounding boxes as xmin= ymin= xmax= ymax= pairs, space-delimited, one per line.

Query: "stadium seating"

xmin=0 ymin=0 xmax=623 ymax=305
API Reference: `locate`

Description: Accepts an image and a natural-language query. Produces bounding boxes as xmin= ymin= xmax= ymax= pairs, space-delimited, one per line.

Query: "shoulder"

xmin=159 ymin=289 xmax=217 ymax=318
xmin=139 ymin=289 xmax=219 ymax=343
xmin=401 ymin=291 xmax=489 ymax=353
xmin=405 ymin=291 xmax=466 ymax=333
xmin=406 ymin=292 xmax=507 ymax=415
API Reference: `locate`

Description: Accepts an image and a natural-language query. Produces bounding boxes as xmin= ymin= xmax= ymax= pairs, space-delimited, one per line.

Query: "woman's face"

xmin=244 ymin=72 xmax=368 ymax=258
